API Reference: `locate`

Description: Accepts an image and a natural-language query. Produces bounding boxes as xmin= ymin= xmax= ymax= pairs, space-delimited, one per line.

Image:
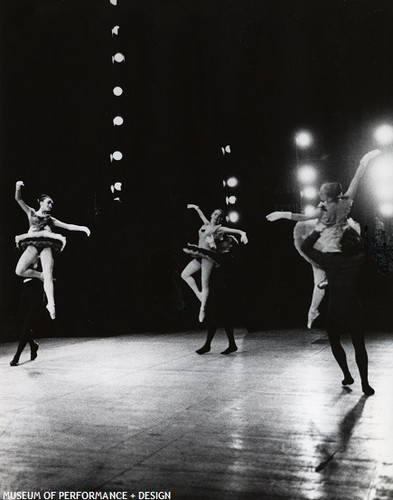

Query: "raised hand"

xmin=16 ymin=181 xmax=25 ymax=188
xmin=240 ymin=233 xmax=248 ymax=244
xmin=187 ymin=204 xmax=199 ymax=210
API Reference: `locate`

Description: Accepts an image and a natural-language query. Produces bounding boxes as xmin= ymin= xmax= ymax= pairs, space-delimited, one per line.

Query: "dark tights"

xmin=327 ymin=328 xmax=368 ymax=384
xmin=196 ymin=324 xmax=237 ymax=354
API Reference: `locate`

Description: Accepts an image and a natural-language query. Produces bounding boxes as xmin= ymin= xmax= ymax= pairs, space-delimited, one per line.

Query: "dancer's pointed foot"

xmin=307 ymin=309 xmax=320 ymax=329
xmin=342 ymin=375 xmax=354 ymax=386
xmin=46 ymin=303 xmax=56 ymax=320
xmin=10 ymin=358 xmax=19 ymax=366
xmin=199 ymin=307 xmax=206 ymax=323
xmin=362 ymin=383 xmax=375 ymax=396
xmin=31 ymin=342 xmax=39 ymax=361
xmin=196 ymin=345 xmax=210 ymax=355
xmin=221 ymin=345 xmax=238 ymax=355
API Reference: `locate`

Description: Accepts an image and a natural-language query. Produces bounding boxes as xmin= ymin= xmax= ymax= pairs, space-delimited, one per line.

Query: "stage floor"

xmin=1 ymin=328 xmax=393 ymax=499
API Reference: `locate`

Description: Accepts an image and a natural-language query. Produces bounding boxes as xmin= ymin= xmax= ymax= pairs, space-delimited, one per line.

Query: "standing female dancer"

xmin=181 ymin=204 xmax=248 ymax=322
xmin=301 ymin=225 xmax=375 ymax=395
xmin=14 ymin=181 xmax=91 ymax=320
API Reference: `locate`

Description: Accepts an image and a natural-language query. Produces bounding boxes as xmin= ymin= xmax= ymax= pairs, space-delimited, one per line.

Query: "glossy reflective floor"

xmin=1 ymin=329 xmax=393 ymax=499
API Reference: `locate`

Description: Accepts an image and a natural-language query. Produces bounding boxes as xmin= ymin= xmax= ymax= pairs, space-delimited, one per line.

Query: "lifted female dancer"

xmin=14 ymin=181 xmax=90 ymax=320
xmin=181 ymin=204 xmax=248 ymax=322
xmin=266 ymin=149 xmax=380 ymax=249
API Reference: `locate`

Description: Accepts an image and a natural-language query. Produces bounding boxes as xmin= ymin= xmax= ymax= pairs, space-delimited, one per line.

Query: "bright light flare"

xmin=298 ymin=165 xmax=317 ymax=183
xmin=226 ymin=195 xmax=237 ymax=205
xmin=379 ymin=203 xmax=393 ymax=217
xmin=112 ymin=53 xmax=125 ymax=63
xmin=110 ymin=151 xmax=123 ymax=161
xmin=228 ymin=211 xmax=239 ymax=223
xmin=113 ymin=86 xmax=123 ymax=96
xmin=374 ymin=125 xmax=393 ymax=146
xmin=295 ymin=131 xmax=313 ymax=149
xmin=301 ymin=186 xmax=318 ymax=199
xmin=227 ymin=177 xmax=238 ymax=188
xmin=370 ymin=155 xmax=393 ymax=181
xmin=375 ymin=184 xmax=393 ymax=201
xmin=113 ymin=116 xmax=124 ymax=126
xmin=304 ymin=205 xmax=316 ymax=216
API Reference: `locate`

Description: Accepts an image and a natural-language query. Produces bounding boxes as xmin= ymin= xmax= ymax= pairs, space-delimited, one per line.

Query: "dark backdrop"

xmin=1 ymin=0 xmax=393 ymax=339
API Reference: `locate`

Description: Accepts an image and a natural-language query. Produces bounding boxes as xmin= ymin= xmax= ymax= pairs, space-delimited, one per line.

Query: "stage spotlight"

xmin=295 ymin=131 xmax=313 ymax=149
xmin=225 ymin=196 xmax=237 ymax=205
xmin=227 ymin=176 xmax=238 ymax=188
xmin=379 ymin=203 xmax=393 ymax=217
xmin=110 ymin=151 xmax=123 ymax=161
xmin=298 ymin=165 xmax=317 ymax=183
xmin=370 ymin=155 xmax=393 ymax=181
xmin=301 ymin=186 xmax=318 ymax=199
xmin=112 ymin=53 xmax=125 ymax=64
xmin=111 ymin=26 xmax=119 ymax=36
xmin=228 ymin=211 xmax=239 ymax=223
xmin=375 ymin=184 xmax=393 ymax=201
xmin=374 ymin=125 xmax=393 ymax=146
xmin=304 ymin=204 xmax=316 ymax=216
xmin=113 ymin=116 xmax=124 ymax=126
xmin=113 ymin=86 xmax=123 ymax=96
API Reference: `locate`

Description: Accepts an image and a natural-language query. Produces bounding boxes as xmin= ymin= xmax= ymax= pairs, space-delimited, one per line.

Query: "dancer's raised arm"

xmin=266 ymin=208 xmax=322 ymax=223
xmin=15 ymin=181 xmax=32 ymax=215
xmin=344 ymin=149 xmax=381 ymax=200
xmin=187 ymin=204 xmax=209 ymax=224
xmin=52 ymin=219 xmax=90 ymax=236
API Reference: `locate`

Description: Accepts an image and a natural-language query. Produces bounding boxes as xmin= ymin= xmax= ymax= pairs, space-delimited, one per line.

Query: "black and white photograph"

xmin=1 ymin=1 xmax=393 ymax=498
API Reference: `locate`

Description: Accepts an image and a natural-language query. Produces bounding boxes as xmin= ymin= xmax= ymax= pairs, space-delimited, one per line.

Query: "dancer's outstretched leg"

xmin=327 ymin=329 xmax=354 ymax=385
xmin=181 ymin=259 xmax=202 ymax=301
xmin=40 ymin=247 xmax=55 ymax=319
xmin=199 ymin=259 xmax=214 ymax=322
xmin=15 ymin=246 xmax=41 ymax=280
xmin=308 ymin=266 xmax=326 ymax=329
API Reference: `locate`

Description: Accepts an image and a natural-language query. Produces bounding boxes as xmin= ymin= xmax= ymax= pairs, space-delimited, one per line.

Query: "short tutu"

xmin=15 ymin=230 xmax=66 ymax=253
xmin=183 ymin=244 xmax=220 ymax=266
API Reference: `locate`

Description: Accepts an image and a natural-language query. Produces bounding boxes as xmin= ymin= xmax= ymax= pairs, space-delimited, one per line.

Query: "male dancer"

xmin=10 ymin=273 xmax=43 ymax=366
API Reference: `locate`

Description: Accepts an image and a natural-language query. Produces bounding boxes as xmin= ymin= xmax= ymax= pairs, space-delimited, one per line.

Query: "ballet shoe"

xmin=196 ymin=345 xmax=210 ymax=355
xmin=342 ymin=375 xmax=354 ymax=386
xmin=317 ymin=279 xmax=328 ymax=290
xmin=362 ymin=384 xmax=375 ymax=396
xmin=10 ymin=358 xmax=19 ymax=366
xmin=307 ymin=309 xmax=320 ymax=329
xmin=46 ymin=303 xmax=56 ymax=320
xmin=31 ymin=342 xmax=39 ymax=361
xmin=221 ymin=345 xmax=238 ymax=355
xmin=199 ymin=307 xmax=206 ymax=323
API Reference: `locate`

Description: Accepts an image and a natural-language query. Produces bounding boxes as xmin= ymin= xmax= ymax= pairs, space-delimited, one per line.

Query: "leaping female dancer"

xmin=181 ymin=204 xmax=248 ymax=322
xmin=14 ymin=181 xmax=91 ymax=320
